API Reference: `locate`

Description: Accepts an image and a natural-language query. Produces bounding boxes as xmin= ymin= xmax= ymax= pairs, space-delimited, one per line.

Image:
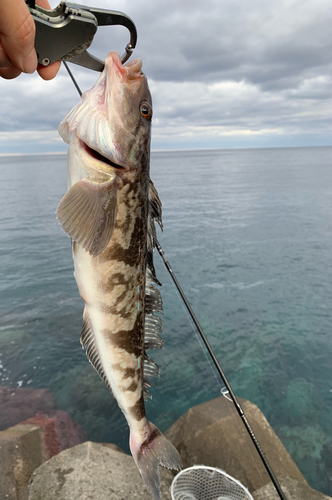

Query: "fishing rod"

xmin=63 ymin=62 xmax=287 ymax=500
xmin=155 ymin=241 xmax=287 ymax=500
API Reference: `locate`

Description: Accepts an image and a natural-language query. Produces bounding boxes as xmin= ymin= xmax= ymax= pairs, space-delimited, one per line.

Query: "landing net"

xmin=170 ymin=465 xmax=254 ymax=500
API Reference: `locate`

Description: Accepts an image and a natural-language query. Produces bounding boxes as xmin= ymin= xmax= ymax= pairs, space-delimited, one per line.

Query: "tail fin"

xmin=130 ymin=422 xmax=182 ymax=500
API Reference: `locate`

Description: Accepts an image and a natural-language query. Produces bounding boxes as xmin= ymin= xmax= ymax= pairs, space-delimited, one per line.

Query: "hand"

xmin=0 ymin=0 xmax=61 ymax=80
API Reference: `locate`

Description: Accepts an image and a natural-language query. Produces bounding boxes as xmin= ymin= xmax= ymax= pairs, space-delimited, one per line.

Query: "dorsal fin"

xmin=144 ymin=355 xmax=160 ymax=378
xmin=147 ymin=180 xmax=163 ymax=280
xmin=149 ymin=180 xmax=163 ymax=230
xmin=143 ymin=180 xmax=164 ymax=399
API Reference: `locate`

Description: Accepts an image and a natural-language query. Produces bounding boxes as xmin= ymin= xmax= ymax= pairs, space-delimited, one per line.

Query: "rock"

xmin=0 ymin=386 xmax=55 ymax=431
xmin=21 ymin=410 xmax=86 ymax=459
xmin=253 ymin=476 xmax=332 ymax=499
xmin=101 ymin=442 xmax=125 ymax=453
xmin=21 ymin=441 xmax=174 ymax=500
xmin=165 ymin=396 xmax=306 ymax=492
xmin=0 ymin=411 xmax=86 ymax=499
xmin=0 ymin=424 xmax=44 ymax=500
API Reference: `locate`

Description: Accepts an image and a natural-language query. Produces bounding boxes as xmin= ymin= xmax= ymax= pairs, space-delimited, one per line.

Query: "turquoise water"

xmin=0 ymin=147 xmax=331 ymax=494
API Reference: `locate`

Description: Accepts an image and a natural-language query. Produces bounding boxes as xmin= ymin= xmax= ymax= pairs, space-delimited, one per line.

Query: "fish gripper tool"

xmin=25 ymin=0 xmax=137 ymax=70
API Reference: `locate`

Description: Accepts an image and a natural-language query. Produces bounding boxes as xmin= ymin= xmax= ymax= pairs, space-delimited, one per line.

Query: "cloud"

xmin=0 ymin=129 xmax=65 ymax=154
xmin=0 ymin=0 xmax=331 ymax=152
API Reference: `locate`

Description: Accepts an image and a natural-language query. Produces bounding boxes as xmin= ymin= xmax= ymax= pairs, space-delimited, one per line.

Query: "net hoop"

xmin=170 ymin=465 xmax=254 ymax=500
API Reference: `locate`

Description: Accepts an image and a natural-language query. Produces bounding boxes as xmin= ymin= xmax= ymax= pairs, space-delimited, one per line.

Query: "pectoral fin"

xmin=57 ymin=178 xmax=117 ymax=257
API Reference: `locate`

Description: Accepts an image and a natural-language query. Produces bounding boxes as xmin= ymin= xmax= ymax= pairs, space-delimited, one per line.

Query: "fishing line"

xmin=163 ymin=262 xmax=267 ymax=485
xmin=155 ymin=240 xmax=287 ymax=500
xmin=63 ymin=61 xmax=287 ymax=500
xmin=169 ymin=272 xmax=224 ymax=393
xmin=164 ymin=266 xmax=267 ymax=488
xmin=172 ymin=281 xmax=267 ymax=484
xmin=64 ymin=61 xmax=82 ymax=97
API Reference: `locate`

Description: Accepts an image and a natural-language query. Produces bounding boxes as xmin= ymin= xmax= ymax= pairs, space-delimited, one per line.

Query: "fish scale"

xmin=56 ymin=50 xmax=182 ymax=499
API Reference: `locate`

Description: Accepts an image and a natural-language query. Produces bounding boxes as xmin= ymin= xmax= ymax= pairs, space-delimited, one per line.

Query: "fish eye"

xmin=140 ymin=101 xmax=152 ymax=120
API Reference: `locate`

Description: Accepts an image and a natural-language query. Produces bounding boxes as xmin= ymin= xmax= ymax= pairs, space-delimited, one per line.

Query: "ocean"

xmin=0 ymin=147 xmax=331 ymax=495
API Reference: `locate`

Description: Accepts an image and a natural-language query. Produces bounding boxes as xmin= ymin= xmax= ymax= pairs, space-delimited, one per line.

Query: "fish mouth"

xmin=106 ymin=51 xmax=143 ymax=84
xmin=123 ymin=57 xmax=143 ymax=80
xmin=80 ymin=140 xmax=126 ymax=170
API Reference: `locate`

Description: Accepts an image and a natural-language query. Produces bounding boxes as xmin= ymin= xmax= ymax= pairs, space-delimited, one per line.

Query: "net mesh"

xmin=171 ymin=466 xmax=254 ymax=500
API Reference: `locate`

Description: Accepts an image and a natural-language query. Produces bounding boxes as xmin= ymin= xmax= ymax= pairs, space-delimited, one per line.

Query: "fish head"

xmin=58 ymin=51 xmax=152 ymax=174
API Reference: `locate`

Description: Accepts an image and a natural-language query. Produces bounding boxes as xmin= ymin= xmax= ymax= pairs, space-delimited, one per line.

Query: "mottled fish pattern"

xmin=56 ymin=51 xmax=182 ymax=499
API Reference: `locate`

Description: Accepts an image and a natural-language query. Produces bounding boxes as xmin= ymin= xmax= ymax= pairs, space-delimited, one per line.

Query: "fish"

xmin=56 ymin=51 xmax=182 ymax=499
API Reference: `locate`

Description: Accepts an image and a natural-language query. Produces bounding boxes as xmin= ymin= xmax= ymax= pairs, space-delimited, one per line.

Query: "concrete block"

xmin=22 ymin=410 xmax=86 ymax=458
xmin=165 ymin=396 xmax=306 ymax=492
xmin=21 ymin=441 xmax=174 ymax=500
xmin=0 ymin=424 xmax=44 ymax=500
xmin=253 ymin=476 xmax=332 ymax=499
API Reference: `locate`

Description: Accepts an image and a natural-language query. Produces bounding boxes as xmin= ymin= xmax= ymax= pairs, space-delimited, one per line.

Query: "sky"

xmin=1 ymin=0 xmax=332 ymax=154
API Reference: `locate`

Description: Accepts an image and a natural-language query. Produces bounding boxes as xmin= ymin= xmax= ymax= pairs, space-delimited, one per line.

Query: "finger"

xmin=0 ymin=43 xmax=21 ymax=79
xmin=37 ymin=60 xmax=61 ymax=80
xmin=0 ymin=0 xmax=37 ymax=74
xmin=36 ymin=0 xmax=61 ymax=79
xmin=34 ymin=0 xmax=61 ymax=80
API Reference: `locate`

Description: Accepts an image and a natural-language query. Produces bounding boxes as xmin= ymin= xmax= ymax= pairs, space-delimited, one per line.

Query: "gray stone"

xmin=0 ymin=424 xmax=44 ymax=500
xmin=165 ymin=396 xmax=306 ymax=492
xmin=253 ymin=476 xmax=332 ymax=499
xmin=21 ymin=441 xmax=174 ymax=500
xmin=100 ymin=442 xmax=125 ymax=453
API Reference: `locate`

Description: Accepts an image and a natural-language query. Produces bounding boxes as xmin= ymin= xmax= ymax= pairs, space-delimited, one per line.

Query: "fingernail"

xmin=0 ymin=47 xmax=11 ymax=69
xmin=23 ymin=49 xmax=37 ymax=74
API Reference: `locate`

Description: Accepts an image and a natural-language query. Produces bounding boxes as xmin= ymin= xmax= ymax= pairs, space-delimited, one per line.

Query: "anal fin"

xmin=80 ymin=308 xmax=111 ymax=392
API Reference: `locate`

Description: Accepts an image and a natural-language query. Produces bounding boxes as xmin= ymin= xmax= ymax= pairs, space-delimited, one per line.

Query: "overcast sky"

xmin=1 ymin=0 xmax=332 ymax=154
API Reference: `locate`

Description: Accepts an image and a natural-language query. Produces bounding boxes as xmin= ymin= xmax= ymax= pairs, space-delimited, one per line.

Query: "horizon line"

xmin=0 ymin=144 xmax=331 ymax=157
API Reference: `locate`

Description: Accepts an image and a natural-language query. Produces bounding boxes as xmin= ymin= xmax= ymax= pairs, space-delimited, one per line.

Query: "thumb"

xmin=0 ymin=0 xmax=37 ymax=74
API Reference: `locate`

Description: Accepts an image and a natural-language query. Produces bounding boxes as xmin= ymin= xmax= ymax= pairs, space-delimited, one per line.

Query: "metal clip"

xmin=221 ymin=387 xmax=232 ymax=402
xmin=25 ymin=0 xmax=137 ymax=70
